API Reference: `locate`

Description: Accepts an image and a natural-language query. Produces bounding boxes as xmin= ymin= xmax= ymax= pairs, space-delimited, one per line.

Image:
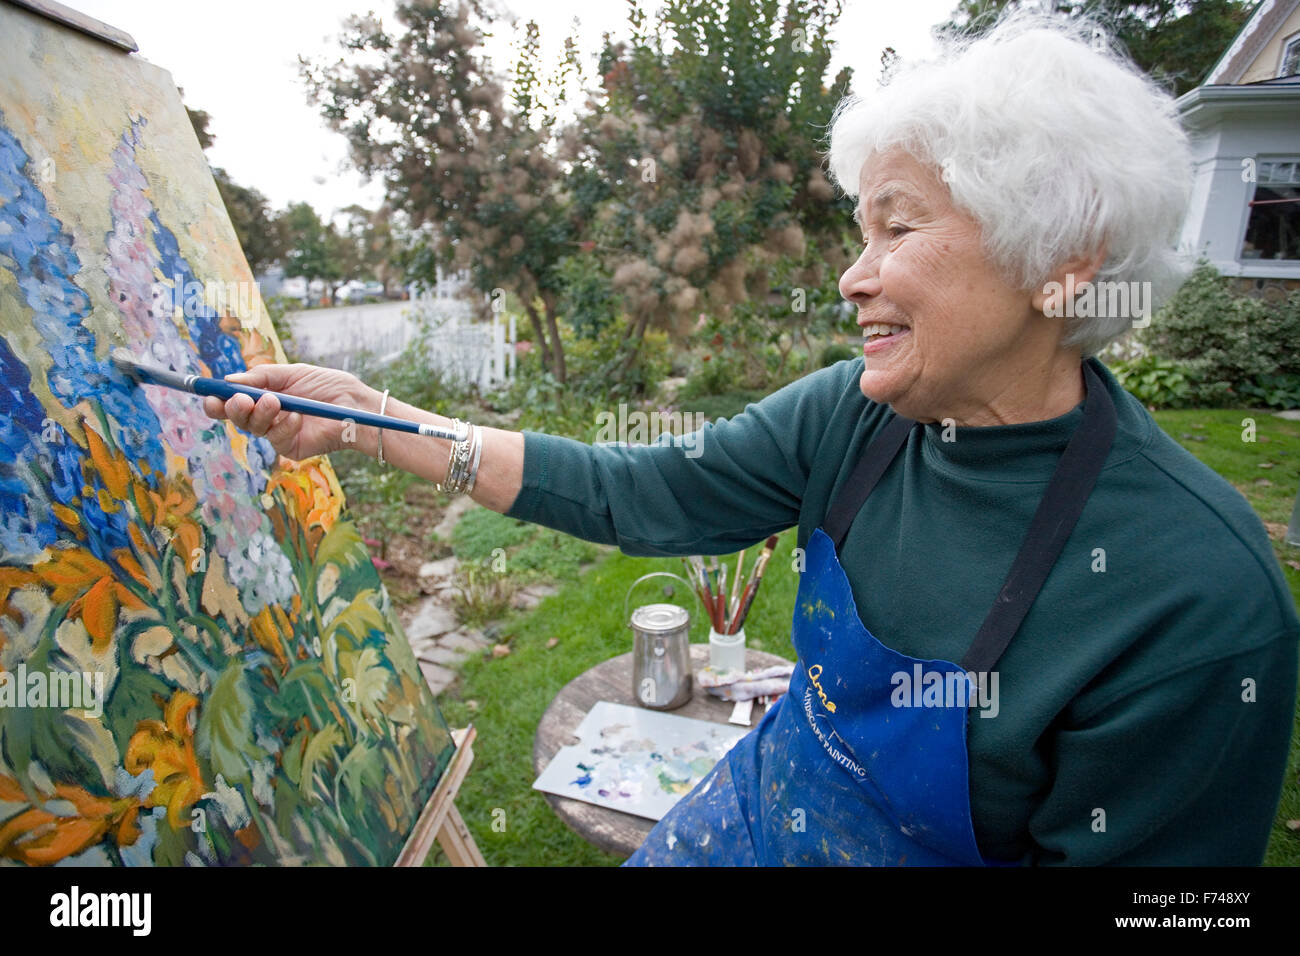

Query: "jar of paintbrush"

xmin=684 ymin=535 xmax=778 ymax=676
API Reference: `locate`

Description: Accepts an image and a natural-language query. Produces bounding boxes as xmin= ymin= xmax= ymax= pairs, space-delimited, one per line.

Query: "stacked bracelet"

xmin=376 ymin=389 xmax=391 ymax=465
xmin=438 ymin=418 xmax=482 ymax=495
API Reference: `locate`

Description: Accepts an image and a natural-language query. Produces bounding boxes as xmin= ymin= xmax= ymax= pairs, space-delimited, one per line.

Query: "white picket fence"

xmin=286 ymin=296 xmax=516 ymax=390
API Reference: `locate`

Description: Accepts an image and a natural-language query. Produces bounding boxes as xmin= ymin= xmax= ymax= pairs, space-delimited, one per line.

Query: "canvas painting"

xmin=533 ymin=701 xmax=748 ymax=821
xmin=0 ymin=2 xmax=454 ymax=865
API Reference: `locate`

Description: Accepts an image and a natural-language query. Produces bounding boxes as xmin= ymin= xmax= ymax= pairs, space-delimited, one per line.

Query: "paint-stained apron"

xmin=625 ymin=362 xmax=1116 ymax=866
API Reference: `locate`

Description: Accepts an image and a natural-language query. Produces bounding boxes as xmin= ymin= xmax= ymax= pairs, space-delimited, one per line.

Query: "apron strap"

xmin=959 ymin=361 xmax=1116 ymax=673
xmin=824 ymin=412 xmax=915 ymax=551
xmin=821 ymin=361 xmax=1118 ymax=674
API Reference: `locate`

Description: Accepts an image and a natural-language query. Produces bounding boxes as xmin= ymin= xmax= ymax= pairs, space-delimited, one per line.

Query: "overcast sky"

xmin=70 ymin=0 xmax=956 ymax=221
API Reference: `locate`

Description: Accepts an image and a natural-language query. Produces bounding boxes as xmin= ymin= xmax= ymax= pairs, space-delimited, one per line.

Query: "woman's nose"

xmin=838 ymin=246 xmax=883 ymax=304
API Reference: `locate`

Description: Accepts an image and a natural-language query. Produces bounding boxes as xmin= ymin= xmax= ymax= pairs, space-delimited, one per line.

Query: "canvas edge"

xmin=3 ymin=0 xmax=137 ymax=52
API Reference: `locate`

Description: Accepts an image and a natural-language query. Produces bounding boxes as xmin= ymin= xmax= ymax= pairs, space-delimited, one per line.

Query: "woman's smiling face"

xmin=838 ymin=149 xmax=1081 ymax=425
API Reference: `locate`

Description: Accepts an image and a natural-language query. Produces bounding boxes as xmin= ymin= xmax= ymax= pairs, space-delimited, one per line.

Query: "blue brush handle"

xmin=193 ymin=376 xmax=462 ymax=439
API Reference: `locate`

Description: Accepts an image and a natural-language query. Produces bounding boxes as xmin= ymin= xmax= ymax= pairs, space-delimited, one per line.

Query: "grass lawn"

xmin=426 ymin=406 xmax=1300 ymax=867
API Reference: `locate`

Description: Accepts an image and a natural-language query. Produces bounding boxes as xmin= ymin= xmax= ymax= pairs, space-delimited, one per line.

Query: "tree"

xmin=183 ymin=90 xmax=216 ymax=151
xmin=213 ymin=168 xmax=288 ymax=274
xmin=278 ymin=201 xmax=347 ymax=298
xmin=565 ymin=0 xmax=858 ymax=382
xmin=936 ymin=0 xmax=1253 ymax=96
xmin=302 ymin=1 xmax=582 ymax=382
xmin=303 ymin=0 xmax=858 ymax=389
xmin=336 ymin=203 xmax=415 ymax=294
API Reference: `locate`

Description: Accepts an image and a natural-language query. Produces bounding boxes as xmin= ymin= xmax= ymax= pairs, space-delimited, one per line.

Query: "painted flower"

xmin=0 ymin=774 xmax=141 ymax=866
xmin=266 ymin=456 xmax=343 ymax=557
xmin=124 ymin=690 xmax=205 ymax=828
xmin=0 ymin=112 xmax=164 ymax=481
xmin=102 ymin=121 xmax=294 ymax=614
xmin=31 ymin=545 xmax=148 ymax=649
xmin=249 ymin=603 xmax=293 ymax=674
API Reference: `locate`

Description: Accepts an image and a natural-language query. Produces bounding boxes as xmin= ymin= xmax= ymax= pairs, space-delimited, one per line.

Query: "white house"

xmin=1176 ymin=0 xmax=1300 ymax=289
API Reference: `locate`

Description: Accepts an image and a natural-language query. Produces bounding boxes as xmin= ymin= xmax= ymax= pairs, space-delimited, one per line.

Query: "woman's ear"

xmin=1031 ymin=245 xmax=1108 ymax=315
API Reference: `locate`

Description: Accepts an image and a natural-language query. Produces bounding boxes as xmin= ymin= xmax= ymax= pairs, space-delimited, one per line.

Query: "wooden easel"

xmin=395 ymin=725 xmax=486 ymax=867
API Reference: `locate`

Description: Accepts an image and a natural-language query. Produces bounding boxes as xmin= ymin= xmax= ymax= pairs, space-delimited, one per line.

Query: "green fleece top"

xmin=506 ymin=356 xmax=1300 ymax=865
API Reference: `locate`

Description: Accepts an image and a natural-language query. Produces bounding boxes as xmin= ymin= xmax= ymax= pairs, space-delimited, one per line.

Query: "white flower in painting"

xmin=205 ymin=774 xmax=252 ymax=830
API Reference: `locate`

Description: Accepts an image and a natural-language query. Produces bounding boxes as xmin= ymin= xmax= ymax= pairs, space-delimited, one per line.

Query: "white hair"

xmin=826 ymin=9 xmax=1194 ymax=355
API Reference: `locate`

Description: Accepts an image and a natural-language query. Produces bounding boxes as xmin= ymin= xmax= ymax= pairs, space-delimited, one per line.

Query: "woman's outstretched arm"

xmin=201 ymin=362 xmax=525 ymax=514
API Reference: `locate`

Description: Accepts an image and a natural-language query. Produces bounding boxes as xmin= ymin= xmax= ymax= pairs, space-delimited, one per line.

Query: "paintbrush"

xmin=686 ymin=555 xmax=718 ymax=631
xmin=707 ymin=556 xmax=723 ymax=607
xmin=728 ymin=548 xmax=747 ymax=630
xmin=111 ymin=352 xmax=467 ymax=441
xmin=719 ymin=561 xmax=727 ymax=627
xmin=729 ymin=535 xmax=779 ymax=634
xmin=681 ymin=556 xmax=709 ymax=622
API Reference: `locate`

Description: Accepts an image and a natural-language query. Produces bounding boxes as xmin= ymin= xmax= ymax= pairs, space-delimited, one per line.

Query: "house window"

xmin=1281 ymin=35 xmax=1300 ymax=77
xmin=1241 ymin=159 xmax=1300 ymax=261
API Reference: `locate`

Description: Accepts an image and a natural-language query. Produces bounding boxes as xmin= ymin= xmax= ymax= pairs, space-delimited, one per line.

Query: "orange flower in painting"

xmin=0 ymin=774 xmax=141 ymax=866
xmin=265 ymin=456 xmax=343 ymax=556
xmin=0 ymin=567 xmax=37 ymax=623
xmin=249 ymin=603 xmax=293 ymax=674
xmin=125 ymin=691 xmax=205 ymax=828
xmin=32 ymin=547 xmax=148 ymax=650
xmin=233 ymin=322 xmax=283 ymax=370
xmin=49 ymin=424 xmax=162 ymax=559
xmin=143 ymin=472 xmax=203 ymax=566
xmin=83 ymin=424 xmax=133 ymax=503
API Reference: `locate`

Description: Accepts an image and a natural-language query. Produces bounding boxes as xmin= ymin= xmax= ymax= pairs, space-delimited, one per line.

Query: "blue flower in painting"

xmin=0 ymin=332 xmax=133 ymax=565
xmin=149 ymin=213 xmax=245 ymax=380
xmin=147 ymin=208 xmax=277 ymax=487
xmin=0 ymin=333 xmax=58 ymax=558
xmin=0 ymin=113 xmax=164 ymax=485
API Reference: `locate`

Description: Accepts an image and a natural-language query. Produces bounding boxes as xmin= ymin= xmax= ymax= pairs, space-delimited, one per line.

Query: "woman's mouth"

xmin=861 ymin=323 xmax=909 ymax=355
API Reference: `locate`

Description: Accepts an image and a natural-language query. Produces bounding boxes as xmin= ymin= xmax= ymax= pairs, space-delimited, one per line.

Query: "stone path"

xmin=398 ymin=500 xmax=559 ymax=697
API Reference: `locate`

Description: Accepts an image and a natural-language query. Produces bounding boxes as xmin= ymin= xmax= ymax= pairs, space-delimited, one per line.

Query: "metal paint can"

xmin=625 ymin=572 xmax=696 ymax=711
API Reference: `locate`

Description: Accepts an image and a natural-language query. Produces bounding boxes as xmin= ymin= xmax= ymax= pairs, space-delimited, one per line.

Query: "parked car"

xmin=335 ymin=280 xmax=385 ymax=305
xmin=279 ymin=276 xmax=309 ymax=307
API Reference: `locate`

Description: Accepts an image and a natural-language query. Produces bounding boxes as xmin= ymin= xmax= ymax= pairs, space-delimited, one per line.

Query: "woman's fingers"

xmin=265 ymin=411 xmax=303 ymax=454
xmin=203 ymin=395 xmax=228 ymax=421
xmin=223 ymin=392 xmax=280 ymax=435
xmin=246 ymin=393 xmax=282 ymax=435
xmin=224 ymin=363 xmax=299 ymax=391
xmin=222 ymin=393 xmax=255 ymax=429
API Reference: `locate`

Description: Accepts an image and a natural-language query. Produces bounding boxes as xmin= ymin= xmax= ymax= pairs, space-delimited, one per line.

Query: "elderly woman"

xmin=208 ymin=14 xmax=1298 ymax=865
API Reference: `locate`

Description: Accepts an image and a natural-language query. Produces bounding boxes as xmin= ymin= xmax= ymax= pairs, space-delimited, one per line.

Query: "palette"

xmin=533 ymin=701 xmax=748 ymax=821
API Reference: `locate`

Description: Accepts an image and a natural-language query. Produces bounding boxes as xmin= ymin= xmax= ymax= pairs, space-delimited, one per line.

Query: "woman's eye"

xmin=888 ymin=224 xmax=909 ymax=239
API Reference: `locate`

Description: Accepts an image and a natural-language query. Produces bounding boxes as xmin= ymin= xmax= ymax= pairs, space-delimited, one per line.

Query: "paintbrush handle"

xmin=728 ymin=581 xmax=754 ymax=634
xmin=731 ymin=581 xmax=761 ymax=634
xmin=192 ymin=377 xmax=465 ymax=440
xmin=731 ymin=540 xmax=777 ymax=633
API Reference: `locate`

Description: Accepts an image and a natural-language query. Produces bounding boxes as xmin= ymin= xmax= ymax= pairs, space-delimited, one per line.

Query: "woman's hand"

xmin=202 ymin=363 xmax=378 ymax=460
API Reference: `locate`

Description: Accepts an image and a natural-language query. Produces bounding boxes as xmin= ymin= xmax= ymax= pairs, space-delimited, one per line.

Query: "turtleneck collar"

xmin=917 ymin=358 xmax=1149 ymax=483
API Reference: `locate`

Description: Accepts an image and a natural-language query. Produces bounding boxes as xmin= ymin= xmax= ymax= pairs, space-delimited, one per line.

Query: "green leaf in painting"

xmin=313 ymin=520 xmax=368 ymax=572
xmin=334 ymin=739 xmax=387 ymax=815
xmin=324 ymin=589 xmax=387 ymax=649
xmin=300 ymin=724 xmax=345 ymax=804
xmin=195 ymin=661 xmax=266 ymax=787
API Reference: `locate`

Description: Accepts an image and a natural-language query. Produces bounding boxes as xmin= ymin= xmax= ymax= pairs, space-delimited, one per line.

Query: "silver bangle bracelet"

xmin=438 ymin=419 xmax=476 ymax=495
xmin=465 ymin=424 xmax=484 ymax=495
xmin=376 ymin=389 xmax=391 ymax=465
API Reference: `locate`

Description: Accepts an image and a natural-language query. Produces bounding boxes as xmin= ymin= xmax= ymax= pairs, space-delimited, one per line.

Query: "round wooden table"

xmin=532 ymin=643 xmax=794 ymax=859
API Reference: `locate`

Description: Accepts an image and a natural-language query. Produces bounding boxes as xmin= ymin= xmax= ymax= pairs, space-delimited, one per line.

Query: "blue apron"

xmin=626 ymin=362 xmax=1117 ymax=866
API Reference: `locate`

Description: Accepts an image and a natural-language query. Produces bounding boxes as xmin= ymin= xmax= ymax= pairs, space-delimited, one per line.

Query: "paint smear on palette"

xmin=533 ymin=701 xmax=748 ymax=821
